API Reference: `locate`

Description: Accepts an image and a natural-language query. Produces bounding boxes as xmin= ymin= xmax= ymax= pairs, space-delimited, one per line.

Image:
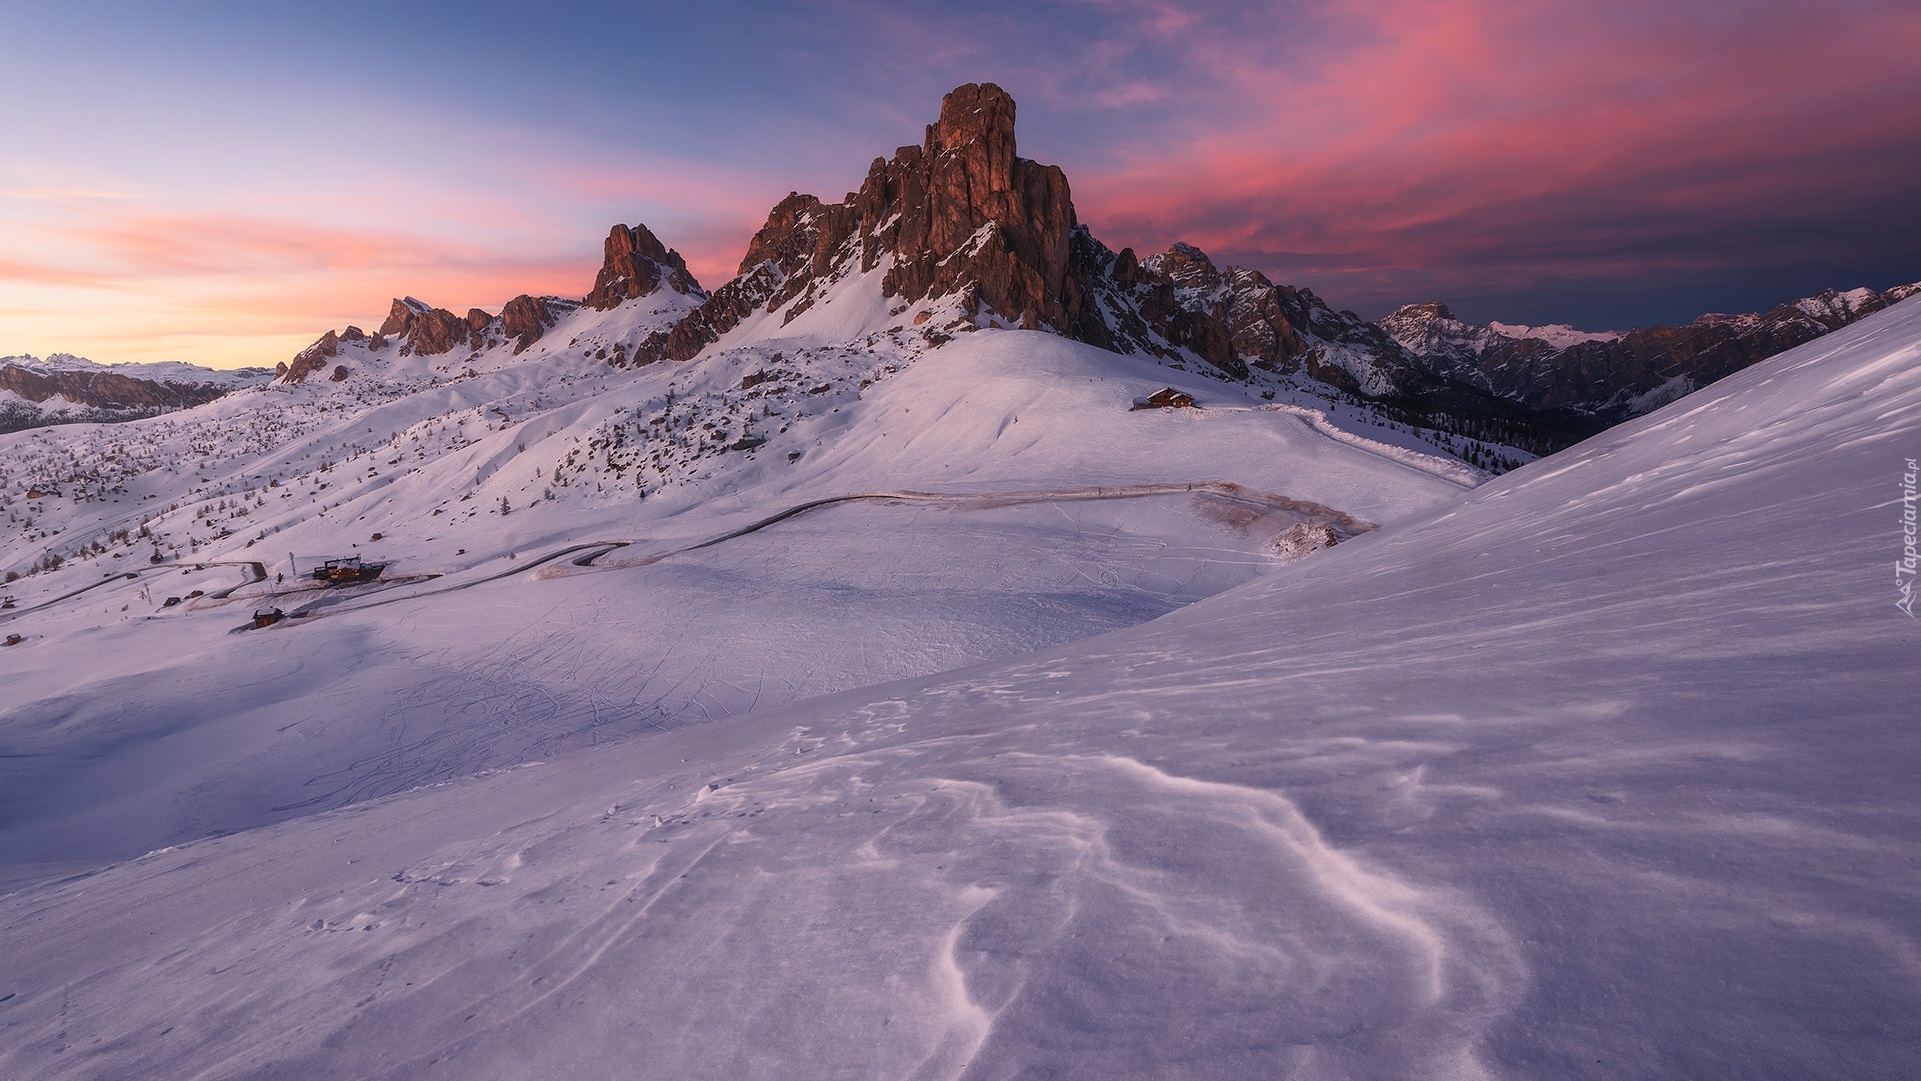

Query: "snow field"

xmin=6 ymin=270 xmax=1914 ymax=1077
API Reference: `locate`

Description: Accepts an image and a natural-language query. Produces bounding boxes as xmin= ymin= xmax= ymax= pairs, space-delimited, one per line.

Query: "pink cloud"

xmin=1068 ymin=0 xmax=1921 ymax=310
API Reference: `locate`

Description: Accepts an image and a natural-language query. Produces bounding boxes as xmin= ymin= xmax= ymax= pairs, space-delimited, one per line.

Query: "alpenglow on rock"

xmin=628 ymin=83 xmax=1437 ymax=398
xmin=585 ymin=224 xmax=705 ymax=311
xmin=634 ymin=83 xmax=1087 ymax=364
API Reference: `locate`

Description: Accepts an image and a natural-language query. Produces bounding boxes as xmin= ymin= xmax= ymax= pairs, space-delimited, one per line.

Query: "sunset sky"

xmin=5 ymin=0 xmax=1919 ymax=369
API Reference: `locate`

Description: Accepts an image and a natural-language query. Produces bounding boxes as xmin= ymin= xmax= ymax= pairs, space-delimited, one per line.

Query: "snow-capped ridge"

xmin=0 ymin=354 xmax=271 ymax=433
xmin=271 ymin=220 xmax=704 ymax=385
xmin=1383 ymin=279 xmax=1921 ymax=419
xmin=621 ymin=84 xmax=1443 ymax=413
xmin=585 ymin=223 xmax=705 ymax=311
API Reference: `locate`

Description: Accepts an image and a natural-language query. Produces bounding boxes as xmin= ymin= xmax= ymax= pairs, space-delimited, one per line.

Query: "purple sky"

xmin=4 ymin=0 xmax=1918 ymax=368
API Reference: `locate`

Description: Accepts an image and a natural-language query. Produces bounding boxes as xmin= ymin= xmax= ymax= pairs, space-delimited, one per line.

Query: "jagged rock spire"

xmin=868 ymin=82 xmax=1077 ymax=331
xmin=636 ymin=82 xmax=1087 ymax=363
xmin=586 ymin=224 xmax=703 ymax=310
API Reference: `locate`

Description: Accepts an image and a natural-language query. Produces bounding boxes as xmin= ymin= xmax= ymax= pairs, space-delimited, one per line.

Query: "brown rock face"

xmin=377 ymin=298 xmax=470 ymax=356
xmin=0 ymin=366 xmax=237 ymax=411
xmin=281 ymin=330 xmax=339 ymax=383
xmin=464 ymin=308 xmax=493 ymax=351
xmin=866 ymin=82 xmax=1079 ymax=332
xmin=637 ymin=83 xmax=1092 ymax=364
xmin=585 ymin=224 xmax=703 ymax=310
xmin=376 ymin=299 xmax=415 ymax=338
xmin=501 ymin=294 xmax=578 ymax=355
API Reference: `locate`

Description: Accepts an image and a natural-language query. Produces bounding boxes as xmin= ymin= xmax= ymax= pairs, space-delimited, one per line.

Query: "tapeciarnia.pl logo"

xmin=1900 ymin=457 xmax=1919 ymax=619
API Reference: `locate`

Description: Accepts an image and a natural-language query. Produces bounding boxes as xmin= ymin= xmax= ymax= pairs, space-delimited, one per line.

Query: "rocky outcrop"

xmin=376 ymin=298 xmax=472 ymax=357
xmin=864 ymin=83 xmax=1079 ymax=332
xmin=585 ymin=224 xmax=704 ymax=310
xmin=280 ymin=330 xmax=339 ymax=383
xmin=637 ymin=83 xmax=1099 ymax=364
xmin=630 ymin=83 xmax=1434 ymax=390
xmin=501 ymin=294 xmax=579 ymax=355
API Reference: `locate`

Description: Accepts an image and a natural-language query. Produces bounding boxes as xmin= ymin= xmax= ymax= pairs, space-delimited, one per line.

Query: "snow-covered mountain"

xmin=2 ymin=82 xmax=1919 ymax=1079
xmin=0 ymin=353 xmax=271 ymax=433
xmin=0 ymin=83 xmax=1487 ymax=868
xmin=5 ymin=225 xmax=1918 ymax=1081
xmin=631 ymin=85 xmax=1442 ymax=408
xmin=1382 ymin=283 xmax=1921 ymax=418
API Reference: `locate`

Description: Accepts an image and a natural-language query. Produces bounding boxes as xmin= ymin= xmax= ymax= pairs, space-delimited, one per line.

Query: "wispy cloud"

xmin=1047 ymin=0 xmax=1921 ymax=319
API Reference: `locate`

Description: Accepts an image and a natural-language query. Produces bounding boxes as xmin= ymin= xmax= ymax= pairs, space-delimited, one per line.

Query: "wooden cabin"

xmin=1132 ymin=387 xmax=1198 ymax=410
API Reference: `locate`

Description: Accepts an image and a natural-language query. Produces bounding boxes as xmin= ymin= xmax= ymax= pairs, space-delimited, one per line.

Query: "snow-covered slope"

xmin=0 ymin=298 xmax=1473 ymax=867
xmin=2 ymin=291 xmax=1916 ymax=1077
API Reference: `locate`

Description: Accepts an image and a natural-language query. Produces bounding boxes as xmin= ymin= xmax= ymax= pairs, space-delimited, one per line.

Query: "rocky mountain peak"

xmin=737 ymin=194 xmax=835 ymax=277
xmin=926 ymin=81 xmax=1017 ymax=160
xmin=278 ymin=330 xmax=341 ymax=383
xmin=586 ymin=223 xmax=704 ymax=311
xmin=634 ymin=83 xmax=1087 ymax=364
xmin=1376 ymin=301 xmax=1493 ymax=371
xmin=1387 ymin=300 xmax=1457 ymax=324
xmin=1143 ymin=243 xmax=1223 ymax=295
xmin=372 ymin=298 xmax=470 ymax=358
xmin=502 ymin=295 xmax=578 ymax=355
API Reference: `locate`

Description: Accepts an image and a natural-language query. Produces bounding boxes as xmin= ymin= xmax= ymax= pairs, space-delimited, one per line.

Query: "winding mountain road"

xmin=5 ymin=482 xmax=1363 ymax=629
xmin=303 ymin=481 xmax=1365 ymax=623
xmin=0 ymin=559 xmax=265 ymax=624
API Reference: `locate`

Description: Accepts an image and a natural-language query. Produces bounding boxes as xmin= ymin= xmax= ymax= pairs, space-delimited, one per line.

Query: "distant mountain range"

xmin=1380 ymin=284 xmax=1920 ymax=418
xmin=0 ymin=354 xmax=271 ymax=434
